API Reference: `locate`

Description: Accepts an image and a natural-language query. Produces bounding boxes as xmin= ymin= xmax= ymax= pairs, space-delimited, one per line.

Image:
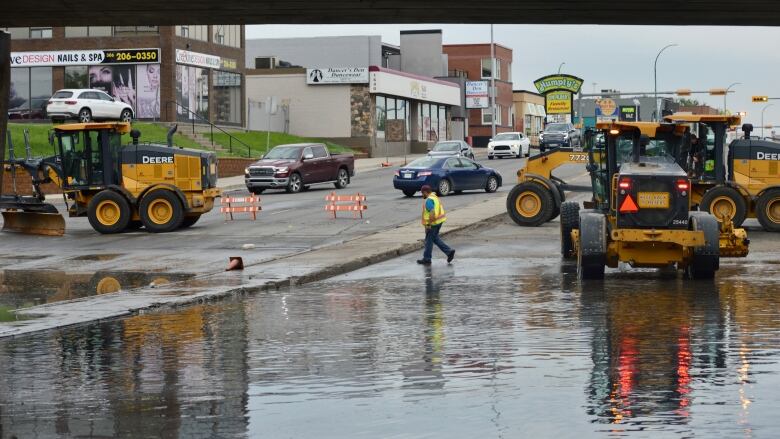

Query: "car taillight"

xmin=618 ymin=177 xmax=632 ymax=193
xmin=65 ymin=100 xmax=77 ymax=105
xmin=676 ymin=179 xmax=690 ymax=191
xmin=47 ymin=100 xmax=53 ymax=105
xmin=394 ymin=170 xmax=400 ymax=176
xmin=418 ymin=171 xmax=432 ymax=177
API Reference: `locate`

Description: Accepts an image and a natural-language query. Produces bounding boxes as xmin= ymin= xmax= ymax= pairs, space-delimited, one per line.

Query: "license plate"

xmin=637 ymin=192 xmax=670 ymax=209
xmin=404 ymin=173 xmax=413 ymax=179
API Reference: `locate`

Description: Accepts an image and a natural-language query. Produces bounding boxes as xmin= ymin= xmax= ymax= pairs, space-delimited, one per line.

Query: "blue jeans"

xmin=423 ymin=224 xmax=453 ymax=261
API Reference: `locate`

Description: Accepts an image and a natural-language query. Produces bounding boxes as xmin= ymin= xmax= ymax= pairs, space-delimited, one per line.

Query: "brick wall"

xmin=2 ymin=169 xmax=59 ymax=195
xmin=218 ymin=158 xmax=255 ymax=177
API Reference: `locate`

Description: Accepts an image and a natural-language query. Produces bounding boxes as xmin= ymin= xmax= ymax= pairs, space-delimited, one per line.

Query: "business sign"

xmin=175 ymin=49 xmax=221 ymax=69
xmin=10 ymin=48 xmax=160 ymax=67
xmin=307 ymin=67 xmax=369 ymax=84
xmin=619 ymin=105 xmax=639 ymax=122
xmin=596 ymin=98 xmax=619 ymax=121
xmin=533 ymin=74 xmax=584 ymax=94
xmin=369 ymin=68 xmax=460 ymax=106
xmin=465 ymin=80 xmax=489 ymax=109
xmin=546 ymin=91 xmax=572 ymax=114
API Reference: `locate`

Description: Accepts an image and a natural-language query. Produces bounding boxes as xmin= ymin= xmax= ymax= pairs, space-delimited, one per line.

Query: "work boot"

xmin=447 ymin=250 xmax=455 ymax=263
xmin=417 ymin=259 xmax=431 ymax=265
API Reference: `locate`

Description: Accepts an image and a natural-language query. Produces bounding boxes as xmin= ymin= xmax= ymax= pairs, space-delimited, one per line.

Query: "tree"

xmin=676 ymin=98 xmax=701 ymax=106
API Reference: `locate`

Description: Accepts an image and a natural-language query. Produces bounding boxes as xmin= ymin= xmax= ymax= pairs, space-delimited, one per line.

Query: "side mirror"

xmin=48 ymin=131 xmax=55 ymax=146
xmin=303 ymin=153 xmax=314 ymax=160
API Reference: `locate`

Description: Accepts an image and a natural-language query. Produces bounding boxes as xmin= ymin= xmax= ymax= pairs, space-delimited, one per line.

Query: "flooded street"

xmin=2 ymin=220 xmax=780 ymax=438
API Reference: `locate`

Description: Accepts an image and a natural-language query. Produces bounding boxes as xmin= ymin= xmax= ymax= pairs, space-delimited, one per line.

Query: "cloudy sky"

xmin=247 ymin=24 xmax=780 ymax=126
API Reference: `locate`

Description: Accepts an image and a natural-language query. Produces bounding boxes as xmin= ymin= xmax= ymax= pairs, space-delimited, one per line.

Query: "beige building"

xmin=512 ymin=90 xmax=546 ymax=146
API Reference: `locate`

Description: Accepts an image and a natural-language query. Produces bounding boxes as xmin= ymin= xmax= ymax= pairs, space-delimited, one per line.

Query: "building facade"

xmin=4 ymin=25 xmax=245 ymax=126
xmin=512 ymin=90 xmax=546 ymax=146
xmin=244 ymin=31 xmax=463 ymax=157
xmin=443 ymin=43 xmax=513 ymax=147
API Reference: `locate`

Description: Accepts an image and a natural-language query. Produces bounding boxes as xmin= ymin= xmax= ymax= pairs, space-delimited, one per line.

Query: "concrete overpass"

xmin=1 ymin=1 xmax=780 ymax=27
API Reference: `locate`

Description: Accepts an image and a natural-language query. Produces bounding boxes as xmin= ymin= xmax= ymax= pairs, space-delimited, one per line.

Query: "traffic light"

xmin=753 ymin=96 xmax=769 ymax=102
xmin=676 ymin=89 xmax=692 ymax=96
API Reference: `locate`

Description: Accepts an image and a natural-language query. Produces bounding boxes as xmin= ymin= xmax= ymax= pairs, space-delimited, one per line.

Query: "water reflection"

xmin=0 ymin=259 xmax=779 ymax=437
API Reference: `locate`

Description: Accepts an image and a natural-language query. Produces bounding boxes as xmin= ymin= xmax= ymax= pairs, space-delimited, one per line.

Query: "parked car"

xmin=428 ymin=140 xmax=475 ymax=160
xmin=46 ymin=89 xmax=134 ymax=123
xmin=487 ymin=132 xmax=531 ymax=159
xmin=539 ymin=122 xmax=581 ymax=152
xmin=244 ymin=143 xmax=355 ymax=194
xmin=393 ymin=156 xmax=502 ymax=197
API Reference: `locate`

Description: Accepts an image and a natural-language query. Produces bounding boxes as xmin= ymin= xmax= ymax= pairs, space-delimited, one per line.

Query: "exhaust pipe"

xmin=167 ymin=124 xmax=178 ymax=148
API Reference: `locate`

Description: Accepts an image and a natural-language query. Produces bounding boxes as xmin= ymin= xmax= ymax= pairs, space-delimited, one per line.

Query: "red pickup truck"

xmin=244 ymin=143 xmax=355 ymax=194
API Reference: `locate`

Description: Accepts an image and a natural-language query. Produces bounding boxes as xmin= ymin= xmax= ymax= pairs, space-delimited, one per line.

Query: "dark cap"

xmin=420 ymin=185 xmax=432 ymax=193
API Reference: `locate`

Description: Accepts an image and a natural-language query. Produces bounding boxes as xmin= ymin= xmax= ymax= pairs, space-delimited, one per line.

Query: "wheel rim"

xmin=95 ymin=277 xmax=121 ymax=295
xmin=96 ymin=200 xmax=121 ymax=226
xmin=488 ymin=177 xmax=497 ymax=191
xmin=439 ymin=180 xmax=449 ymax=194
xmin=767 ymin=197 xmax=780 ymax=224
xmin=80 ymin=110 xmax=90 ymax=122
xmin=516 ymin=191 xmax=541 ymax=217
xmin=710 ymin=195 xmax=736 ymax=221
xmin=121 ymin=111 xmax=131 ymax=122
xmin=339 ymin=170 xmax=348 ymax=185
xmin=147 ymin=199 xmax=174 ymax=225
xmin=291 ymin=175 xmax=301 ymax=191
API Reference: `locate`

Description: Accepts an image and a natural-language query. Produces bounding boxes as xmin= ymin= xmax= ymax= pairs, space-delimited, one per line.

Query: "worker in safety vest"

xmin=417 ymin=185 xmax=455 ymax=265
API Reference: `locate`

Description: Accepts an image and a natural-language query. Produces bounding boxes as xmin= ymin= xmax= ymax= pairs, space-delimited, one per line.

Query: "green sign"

xmin=533 ymin=74 xmax=584 ymax=94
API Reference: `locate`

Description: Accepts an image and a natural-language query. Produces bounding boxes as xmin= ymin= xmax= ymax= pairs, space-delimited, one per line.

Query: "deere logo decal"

xmin=142 ymin=155 xmax=174 ymax=164
xmin=533 ymin=74 xmax=584 ymax=94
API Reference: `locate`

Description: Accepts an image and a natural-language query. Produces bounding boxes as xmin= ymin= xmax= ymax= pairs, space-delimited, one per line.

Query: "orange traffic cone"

xmin=226 ymin=256 xmax=244 ymax=271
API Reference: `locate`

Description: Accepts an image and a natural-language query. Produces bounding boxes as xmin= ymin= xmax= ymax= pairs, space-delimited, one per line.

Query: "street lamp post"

xmin=490 ymin=24 xmax=496 ymax=139
xmin=557 ymin=62 xmax=565 ymax=74
xmin=724 ymin=82 xmax=741 ymax=114
xmin=761 ymin=104 xmax=774 ymax=139
xmin=654 ymin=43 xmax=678 ymax=121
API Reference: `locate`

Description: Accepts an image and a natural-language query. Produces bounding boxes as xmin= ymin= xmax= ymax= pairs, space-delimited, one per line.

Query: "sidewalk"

xmin=218 ymin=154 xmax=425 ymax=190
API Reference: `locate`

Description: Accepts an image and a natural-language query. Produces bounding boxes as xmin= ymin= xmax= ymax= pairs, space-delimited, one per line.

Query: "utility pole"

xmin=490 ymin=24 xmax=496 ymax=139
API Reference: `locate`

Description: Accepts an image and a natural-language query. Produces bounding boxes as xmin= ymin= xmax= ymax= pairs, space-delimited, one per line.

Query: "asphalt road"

xmin=0 ymin=149 xmax=588 ymax=274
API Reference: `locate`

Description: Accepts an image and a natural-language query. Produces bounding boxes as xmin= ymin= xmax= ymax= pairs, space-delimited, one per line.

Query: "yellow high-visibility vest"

xmin=422 ymin=193 xmax=447 ymax=226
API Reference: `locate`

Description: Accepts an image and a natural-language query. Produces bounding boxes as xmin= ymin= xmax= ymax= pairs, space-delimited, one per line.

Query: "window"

xmin=481 ymin=58 xmax=501 ymax=80
xmin=213 ymin=71 xmax=241 ymax=125
xmin=481 ymin=106 xmax=502 ymax=125
xmin=213 ymin=25 xmax=241 ymax=48
xmin=458 ymin=159 xmax=478 ymax=170
xmin=65 ymin=27 xmax=113 ymax=37
xmin=302 ymin=147 xmax=313 ymax=158
xmin=176 ymin=65 xmax=209 ymax=121
xmin=89 ymin=26 xmax=112 ymax=37
xmin=30 ymin=27 xmax=52 ymax=39
xmin=2 ymin=27 xmax=51 ymax=39
xmin=375 ymin=96 xmax=386 ymax=139
xmin=8 ymin=67 xmax=51 ymax=120
xmin=53 ymin=91 xmax=73 ymax=99
xmin=176 ymin=25 xmax=208 ymax=42
xmin=444 ymin=158 xmax=459 ymax=169
xmin=312 ymin=146 xmax=328 ymax=158
xmin=97 ymin=92 xmax=113 ymax=101
xmin=113 ymin=26 xmax=158 ymax=36
xmin=65 ymin=27 xmax=88 ymax=37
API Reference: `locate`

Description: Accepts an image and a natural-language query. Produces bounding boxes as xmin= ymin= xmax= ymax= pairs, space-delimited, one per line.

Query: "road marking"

xmin=270 ymin=209 xmax=293 ymax=216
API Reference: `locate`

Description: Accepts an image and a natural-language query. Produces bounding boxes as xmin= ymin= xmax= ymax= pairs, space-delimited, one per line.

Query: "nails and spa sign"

xmin=10 ymin=48 xmax=160 ymax=67
xmin=533 ymin=74 xmax=584 ymax=116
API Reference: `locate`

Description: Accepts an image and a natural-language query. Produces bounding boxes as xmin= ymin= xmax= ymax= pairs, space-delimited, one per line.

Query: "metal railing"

xmin=165 ymin=101 xmax=253 ymax=157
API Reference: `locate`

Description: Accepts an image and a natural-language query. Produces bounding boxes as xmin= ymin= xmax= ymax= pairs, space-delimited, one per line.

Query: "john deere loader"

xmin=560 ymin=121 xmax=749 ymax=279
xmin=1 ymin=122 xmax=220 ymax=235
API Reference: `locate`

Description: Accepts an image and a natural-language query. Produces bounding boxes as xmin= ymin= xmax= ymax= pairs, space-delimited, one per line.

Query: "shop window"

xmin=65 ymin=66 xmax=89 ymax=89
xmin=375 ymin=96 xmax=386 ymax=139
xmin=176 ymin=65 xmax=209 ymax=122
xmin=438 ymin=106 xmax=448 ymax=140
xmin=8 ymin=67 xmax=51 ymax=120
xmin=87 ymin=64 xmax=138 ymax=112
xmin=213 ymin=71 xmax=241 ymax=125
xmin=137 ymin=64 xmax=162 ymax=119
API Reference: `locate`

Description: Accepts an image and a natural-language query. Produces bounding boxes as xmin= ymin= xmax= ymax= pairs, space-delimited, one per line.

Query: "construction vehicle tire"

xmin=180 ymin=215 xmax=201 ymax=229
xmin=560 ymin=201 xmax=580 ymax=259
xmin=88 ymin=190 xmax=131 ymax=234
xmin=577 ymin=212 xmax=606 ymax=279
xmin=506 ymin=182 xmax=555 ymax=227
xmin=700 ymin=186 xmax=747 ymax=227
xmin=139 ymin=189 xmax=184 ymax=233
xmin=756 ymin=188 xmax=780 ymax=232
xmin=686 ymin=212 xmax=720 ymax=280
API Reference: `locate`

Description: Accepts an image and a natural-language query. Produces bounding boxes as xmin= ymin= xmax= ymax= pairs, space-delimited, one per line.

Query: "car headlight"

xmin=563 ymin=133 xmax=569 ymax=139
xmin=274 ymin=167 xmax=288 ymax=173
xmin=244 ymin=167 xmax=250 ymax=175
xmin=539 ymin=133 xmax=545 ymax=139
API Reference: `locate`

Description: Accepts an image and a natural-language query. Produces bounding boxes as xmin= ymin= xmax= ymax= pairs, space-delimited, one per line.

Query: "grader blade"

xmin=1 ymin=211 xmax=65 ymax=236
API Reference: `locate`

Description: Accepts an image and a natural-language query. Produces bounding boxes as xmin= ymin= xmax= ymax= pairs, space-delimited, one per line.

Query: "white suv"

xmin=487 ymin=132 xmax=531 ymax=159
xmin=47 ymin=89 xmax=133 ymax=123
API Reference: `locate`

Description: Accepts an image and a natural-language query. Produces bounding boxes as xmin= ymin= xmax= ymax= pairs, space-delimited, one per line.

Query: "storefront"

xmin=5 ymin=26 xmax=246 ymax=126
xmin=512 ymin=90 xmax=546 ymax=146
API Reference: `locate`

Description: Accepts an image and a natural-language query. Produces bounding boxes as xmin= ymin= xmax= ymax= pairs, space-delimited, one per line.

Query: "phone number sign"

xmin=10 ymin=48 xmax=160 ymax=67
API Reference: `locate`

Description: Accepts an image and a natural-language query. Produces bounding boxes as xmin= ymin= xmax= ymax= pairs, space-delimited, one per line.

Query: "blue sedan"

xmin=393 ymin=156 xmax=502 ymax=197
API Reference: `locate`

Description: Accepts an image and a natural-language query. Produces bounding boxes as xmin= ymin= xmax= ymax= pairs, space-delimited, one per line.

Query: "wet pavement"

xmin=1 ymin=219 xmax=780 ymax=438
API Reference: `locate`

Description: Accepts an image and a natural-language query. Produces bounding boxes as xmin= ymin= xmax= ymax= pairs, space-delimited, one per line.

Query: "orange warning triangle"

xmin=620 ymin=194 xmax=639 ymax=213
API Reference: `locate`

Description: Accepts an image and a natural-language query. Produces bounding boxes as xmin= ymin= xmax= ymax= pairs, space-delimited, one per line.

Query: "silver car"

xmin=427 ymin=140 xmax=475 ymax=160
